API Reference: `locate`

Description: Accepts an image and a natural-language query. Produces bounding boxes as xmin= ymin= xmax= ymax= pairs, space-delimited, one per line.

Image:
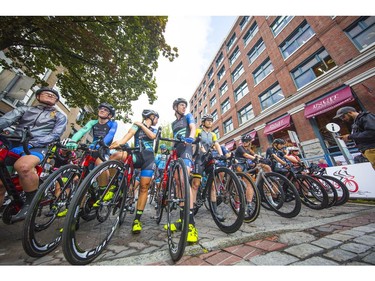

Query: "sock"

xmin=189 ymin=209 xmax=195 ymax=226
xmin=134 ymin=209 xmax=143 ymax=221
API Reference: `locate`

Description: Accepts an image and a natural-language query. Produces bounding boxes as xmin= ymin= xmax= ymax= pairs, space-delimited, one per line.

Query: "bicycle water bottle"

xmin=162 ymin=172 xmax=168 ymax=190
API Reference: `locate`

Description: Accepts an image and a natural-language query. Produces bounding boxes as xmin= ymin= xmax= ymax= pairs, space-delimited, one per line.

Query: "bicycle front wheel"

xmin=295 ymin=174 xmax=329 ymax=210
xmin=165 ymin=158 xmax=190 ymax=262
xmin=208 ymin=167 xmax=245 ymax=233
xmin=62 ymin=160 xmax=126 ymax=265
xmin=322 ymin=175 xmax=349 ymax=206
xmin=22 ymin=164 xmax=81 ymax=257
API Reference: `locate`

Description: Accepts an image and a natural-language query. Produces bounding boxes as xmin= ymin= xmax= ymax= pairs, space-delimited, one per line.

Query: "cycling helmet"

xmin=201 ymin=114 xmax=213 ymax=123
xmin=160 ymin=144 xmax=167 ymax=150
xmin=287 ymin=146 xmax=299 ymax=154
xmin=241 ymin=134 xmax=253 ymax=142
xmin=61 ymin=138 xmax=72 ymax=146
xmin=35 ymin=87 xmax=60 ymax=100
xmin=98 ymin=102 xmax=116 ymax=117
xmin=142 ymin=109 xmax=159 ymax=119
xmin=172 ymin=98 xmax=188 ymax=109
xmin=272 ymin=138 xmax=286 ymax=145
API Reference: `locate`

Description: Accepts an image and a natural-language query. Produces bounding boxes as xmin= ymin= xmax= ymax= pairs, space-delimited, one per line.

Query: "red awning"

xmin=304 ymin=86 xmax=354 ymax=118
xmin=264 ymin=114 xmax=291 ymax=135
xmin=225 ymin=139 xmax=236 ymax=151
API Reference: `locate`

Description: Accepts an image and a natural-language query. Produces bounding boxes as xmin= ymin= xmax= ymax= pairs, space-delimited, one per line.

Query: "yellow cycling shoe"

xmin=163 ymin=219 xmax=182 ymax=232
xmin=187 ymin=224 xmax=198 ymax=243
xmin=132 ymin=219 xmax=142 ymax=234
xmin=57 ymin=209 xmax=68 ymax=217
xmin=93 ymin=185 xmax=116 ymax=207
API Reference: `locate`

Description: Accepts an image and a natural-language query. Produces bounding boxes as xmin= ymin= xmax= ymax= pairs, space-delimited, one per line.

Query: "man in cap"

xmin=333 ymin=106 xmax=375 ymax=170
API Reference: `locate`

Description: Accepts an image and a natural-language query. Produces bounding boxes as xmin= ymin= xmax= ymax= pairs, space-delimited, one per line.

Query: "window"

xmin=234 ymin=81 xmax=249 ymax=101
xmin=238 ymin=103 xmax=254 ymax=125
xmin=213 ymin=127 xmax=220 ymax=139
xmin=229 ymin=46 xmax=240 ymax=66
xmin=217 ymin=66 xmax=225 ymax=81
xmin=208 ymin=80 xmax=215 ymax=92
xmin=193 ymin=94 xmax=197 ymax=101
xmin=271 ymin=16 xmax=293 ymax=36
xmin=247 ymin=39 xmax=266 ymax=64
xmin=207 ymin=67 xmax=213 ymax=80
xmin=231 ymin=63 xmax=244 ymax=83
xmin=243 ymin=22 xmax=258 ymax=46
xmin=223 ymin=118 xmax=234 ymax=134
xmin=280 ymin=21 xmax=315 ymax=59
xmin=210 ymin=95 xmax=217 ymax=107
xmin=346 ymin=16 xmax=375 ymax=50
xmin=212 ymin=110 xmax=218 ymax=122
xmin=216 ymin=52 xmax=224 ymax=67
xmin=253 ymin=58 xmax=274 ymax=85
xmin=221 ymin=98 xmax=231 ymax=114
xmin=199 ymin=98 xmax=202 ymax=106
xmin=259 ymin=83 xmax=284 ymax=110
xmin=239 ymin=16 xmax=250 ymax=30
xmin=202 ymin=80 xmax=206 ymax=88
xmin=219 ymin=81 xmax=228 ymax=96
xmin=194 ymin=105 xmax=197 ymax=113
xmin=226 ymin=33 xmax=237 ymax=51
xmin=291 ymin=49 xmax=336 ymax=89
xmin=203 ymin=92 xmax=207 ymax=101
xmin=204 ymin=105 xmax=207 ymax=114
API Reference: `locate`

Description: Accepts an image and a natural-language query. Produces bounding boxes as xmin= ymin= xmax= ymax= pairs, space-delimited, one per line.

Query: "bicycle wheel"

xmin=22 ymin=164 xmax=81 ymax=257
xmin=259 ymin=172 xmax=301 ymax=218
xmin=148 ymin=179 xmax=156 ymax=204
xmin=62 ymin=160 xmax=125 ymax=265
xmin=294 ymin=174 xmax=329 ymax=210
xmin=322 ymin=175 xmax=349 ymax=206
xmin=312 ymin=175 xmax=338 ymax=207
xmin=154 ymin=181 xmax=166 ymax=224
xmin=236 ymin=172 xmax=260 ymax=223
xmin=208 ymin=167 xmax=245 ymax=233
xmin=165 ymin=158 xmax=190 ymax=262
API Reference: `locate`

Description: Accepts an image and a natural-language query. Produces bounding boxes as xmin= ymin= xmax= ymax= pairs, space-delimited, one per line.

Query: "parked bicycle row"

xmin=0 ymin=94 xmax=350 ymax=265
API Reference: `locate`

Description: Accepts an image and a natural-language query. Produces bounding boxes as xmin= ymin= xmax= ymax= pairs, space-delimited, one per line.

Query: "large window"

xmin=247 ymin=38 xmax=266 ymax=64
xmin=208 ymin=80 xmax=215 ymax=92
xmin=271 ymin=16 xmax=293 ymax=36
xmin=216 ymin=52 xmax=224 ymax=67
xmin=212 ymin=110 xmax=218 ymax=122
xmin=239 ymin=16 xmax=250 ymax=30
xmin=291 ymin=49 xmax=336 ymax=89
xmin=213 ymin=127 xmax=220 ymax=139
xmin=345 ymin=16 xmax=375 ymax=50
xmin=238 ymin=103 xmax=254 ymax=125
xmin=217 ymin=66 xmax=225 ymax=81
xmin=223 ymin=118 xmax=234 ymax=134
xmin=221 ymin=98 xmax=231 ymax=114
xmin=243 ymin=22 xmax=259 ymax=46
xmin=259 ymin=83 xmax=284 ymax=110
xmin=234 ymin=81 xmax=249 ymax=102
xmin=226 ymin=33 xmax=237 ymax=51
xmin=231 ymin=63 xmax=244 ymax=83
xmin=210 ymin=95 xmax=216 ymax=107
xmin=219 ymin=81 xmax=228 ymax=96
xmin=207 ymin=67 xmax=213 ymax=80
xmin=253 ymin=58 xmax=274 ymax=85
xmin=229 ymin=46 xmax=240 ymax=66
xmin=280 ymin=21 xmax=315 ymax=59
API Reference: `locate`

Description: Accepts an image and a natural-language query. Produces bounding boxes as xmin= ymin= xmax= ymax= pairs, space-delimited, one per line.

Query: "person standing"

xmin=333 ymin=106 xmax=375 ymax=170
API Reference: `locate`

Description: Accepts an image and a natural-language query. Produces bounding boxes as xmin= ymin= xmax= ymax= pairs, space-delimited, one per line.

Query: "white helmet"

xmin=61 ymin=138 xmax=72 ymax=146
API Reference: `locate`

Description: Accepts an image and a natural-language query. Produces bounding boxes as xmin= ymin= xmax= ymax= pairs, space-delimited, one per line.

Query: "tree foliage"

xmin=0 ymin=16 xmax=178 ymax=122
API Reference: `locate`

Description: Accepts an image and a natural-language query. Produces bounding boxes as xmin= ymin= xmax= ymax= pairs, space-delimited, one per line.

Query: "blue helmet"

xmin=160 ymin=144 xmax=167 ymax=150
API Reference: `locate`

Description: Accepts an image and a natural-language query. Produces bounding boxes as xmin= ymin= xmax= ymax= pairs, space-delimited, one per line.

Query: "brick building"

xmin=189 ymin=16 xmax=375 ymax=165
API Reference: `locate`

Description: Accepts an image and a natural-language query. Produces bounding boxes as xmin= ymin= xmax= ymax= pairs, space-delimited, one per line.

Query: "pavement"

xmin=1 ymin=201 xmax=375 ymax=266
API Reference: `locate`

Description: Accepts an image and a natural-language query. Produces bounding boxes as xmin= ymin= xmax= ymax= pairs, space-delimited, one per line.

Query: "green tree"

xmin=0 ymin=16 xmax=178 ymax=122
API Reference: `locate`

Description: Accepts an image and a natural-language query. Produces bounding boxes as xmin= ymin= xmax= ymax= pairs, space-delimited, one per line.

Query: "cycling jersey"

xmin=195 ymin=128 xmax=218 ymax=152
xmin=71 ymin=119 xmax=117 ymax=146
xmin=172 ymin=113 xmax=195 ymax=168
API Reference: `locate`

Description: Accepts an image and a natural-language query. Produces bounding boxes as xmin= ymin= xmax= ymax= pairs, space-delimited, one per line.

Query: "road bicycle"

xmin=22 ymin=140 xmax=107 ymax=257
xmin=0 ymin=127 xmax=53 ymax=224
xmin=61 ymin=144 xmax=136 ymax=265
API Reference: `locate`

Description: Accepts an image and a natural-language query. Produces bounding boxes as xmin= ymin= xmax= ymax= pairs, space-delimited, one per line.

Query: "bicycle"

xmin=61 ymin=144 xmax=139 ymax=265
xmin=22 ymin=140 xmax=108 ymax=258
xmin=0 ymin=127 xmax=53 ymax=224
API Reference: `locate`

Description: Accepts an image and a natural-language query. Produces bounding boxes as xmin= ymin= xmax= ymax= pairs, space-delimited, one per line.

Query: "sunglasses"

xmin=98 ymin=107 xmax=110 ymax=113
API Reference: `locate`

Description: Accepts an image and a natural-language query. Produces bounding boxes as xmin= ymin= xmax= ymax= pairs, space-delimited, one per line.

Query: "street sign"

xmin=326 ymin=123 xmax=340 ymax=133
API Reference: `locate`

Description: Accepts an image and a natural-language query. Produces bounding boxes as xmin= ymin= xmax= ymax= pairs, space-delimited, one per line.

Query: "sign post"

xmin=326 ymin=122 xmax=354 ymax=165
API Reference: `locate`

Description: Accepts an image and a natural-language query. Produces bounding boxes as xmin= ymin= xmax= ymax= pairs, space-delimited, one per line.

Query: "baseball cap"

xmin=333 ymin=106 xmax=356 ymax=119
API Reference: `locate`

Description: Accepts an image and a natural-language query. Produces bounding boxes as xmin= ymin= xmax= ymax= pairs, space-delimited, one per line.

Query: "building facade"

xmin=189 ymin=16 xmax=375 ymax=165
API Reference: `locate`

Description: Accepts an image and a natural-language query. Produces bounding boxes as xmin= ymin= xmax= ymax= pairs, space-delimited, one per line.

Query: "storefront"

xmin=263 ymin=114 xmax=297 ymax=146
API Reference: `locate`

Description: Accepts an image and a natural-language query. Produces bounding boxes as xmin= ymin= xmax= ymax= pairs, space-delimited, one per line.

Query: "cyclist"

xmin=168 ymin=97 xmax=198 ymax=243
xmin=109 ymin=109 xmax=159 ymax=234
xmin=266 ymin=138 xmax=290 ymax=173
xmin=0 ymin=87 xmax=67 ymax=222
xmin=284 ymin=146 xmax=303 ymax=171
xmin=192 ymin=113 xmax=224 ymax=222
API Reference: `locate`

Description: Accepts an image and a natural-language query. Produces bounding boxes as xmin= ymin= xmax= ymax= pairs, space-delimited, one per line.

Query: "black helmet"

xmin=172 ymin=98 xmax=188 ymax=110
xmin=241 ymin=134 xmax=253 ymax=142
xmin=201 ymin=114 xmax=213 ymax=123
xmin=272 ymin=138 xmax=286 ymax=145
xmin=35 ymin=87 xmax=60 ymax=100
xmin=98 ymin=102 xmax=116 ymax=117
xmin=142 ymin=109 xmax=159 ymax=119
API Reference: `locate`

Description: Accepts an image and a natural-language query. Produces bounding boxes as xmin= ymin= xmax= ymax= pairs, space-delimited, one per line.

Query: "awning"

xmin=264 ymin=114 xmax=291 ymax=135
xmin=304 ymin=86 xmax=354 ymax=118
xmin=225 ymin=139 xmax=236 ymax=151
xmin=239 ymin=130 xmax=257 ymax=146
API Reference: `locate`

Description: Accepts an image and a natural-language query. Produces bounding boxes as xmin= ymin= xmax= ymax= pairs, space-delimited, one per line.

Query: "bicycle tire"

xmin=294 ymin=174 xmax=329 ymax=210
xmin=166 ymin=158 xmax=190 ymax=261
xmin=22 ymin=164 xmax=81 ymax=257
xmin=62 ymin=160 xmax=125 ymax=265
xmin=236 ymin=172 xmax=261 ymax=223
xmin=148 ymin=180 xmax=156 ymax=204
xmin=259 ymin=172 xmax=301 ymax=218
xmin=154 ymin=182 xmax=166 ymax=224
xmin=312 ymin=175 xmax=338 ymax=207
xmin=208 ymin=167 xmax=245 ymax=233
xmin=322 ymin=175 xmax=349 ymax=206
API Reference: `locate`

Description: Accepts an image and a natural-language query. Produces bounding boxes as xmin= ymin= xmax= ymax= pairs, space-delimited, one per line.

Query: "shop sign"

xmin=264 ymin=114 xmax=291 ymax=135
